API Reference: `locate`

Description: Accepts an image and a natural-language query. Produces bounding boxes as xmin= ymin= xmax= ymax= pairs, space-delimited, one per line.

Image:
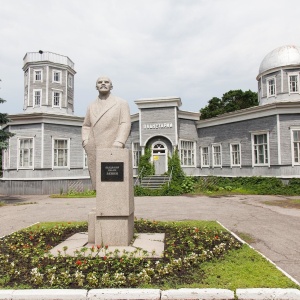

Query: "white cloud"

xmin=1 ymin=0 xmax=300 ymax=116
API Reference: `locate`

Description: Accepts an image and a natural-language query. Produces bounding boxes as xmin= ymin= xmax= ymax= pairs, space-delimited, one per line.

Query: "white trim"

xmin=290 ymin=127 xmax=300 ymax=167
xmin=139 ymin=109 xmax=142 ymax=146
xmin=33 ymin=69 xmax=43 ymax=82
xmin=276 ymin=115 xmax=281 ymax=165
xmin=212 ymin=143 xmax=222 ymax=168
xmin=230 ymin=143 xmax=241 ymax=168
xmin=52 ymin=69 xmax=62 ymax=83
xmin=52 ymin=90 xmax=62 ymax=108
xmin=281 ymin=69 xmax=283 ymax=93
xmin=83 ymin=150 xmax=88 ymax=169
xmin=266 ymin=76 xmax=276 ymax=98
xmin=132 ymin=142 xmax=142 ymax=168
xmin=179 ymin=139 xmax=196 ymax=167
xmin=288 ymin=72 xmax=300 ymax=95
xmin=17 ymin=137 xmax=35 ymax=170
xmin=33 ymin=89 xmax=42 ymax=107
xmin=27 ymin=68 xmax=31 ymax=106
xmin=52 ymin=137 xmax=70 ymax=169
xmin=41 ymin=123 xmax=44 ymax=168
xmin=46 ymin=66 xmax=49 ymax=105
xmin=200 ymin=146 xmax=210 ymax=168
xmin=251 ymin=131 xmax=270 ymax=167
xmin=175 ymin=107 xmax=178 ymax=146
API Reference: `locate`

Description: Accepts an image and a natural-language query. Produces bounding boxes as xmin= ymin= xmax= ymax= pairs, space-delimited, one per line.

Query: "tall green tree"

xmin=0 ymin=97 xmax=13 ymax=149
xmin=200 ymin=89 xmax=258 ymax=120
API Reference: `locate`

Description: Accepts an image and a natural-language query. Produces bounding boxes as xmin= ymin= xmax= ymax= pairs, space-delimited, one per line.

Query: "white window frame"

xmin=179 ymin=140 xmax=196 ymax=167
xmin=288 ymin=72 xmax=299 ymax=94
xmin=290 ymin=127 xmax=300 ymax=166
xmin=52 ymin=138 xmax=70 ymax=169
xmin=212 ymin=144 xmax=222 ymax=168
xmin=132 ymin=142 xmax=142 ymax=168
xmin=2 ymin=146 xmax=10 ymax=170
xmin=230 ymin=143 xmax=241 ymax=168
xmin=83 ymin=150 xmax=88 ymax=169
xmin=52 ymin=90 xmax=62 ymax=108
xmin=251 ymin=131 xmax=270 ymax=167
xmin=68 ymin=74 xmax=73 ymax=88
xmin=34 ymin=69 xmax=43 ymax=82
xmin=266 ymin=76 xmax=276 ymax=98
xmin=200 ymin=146 xmax=210 ymax=168
xmin=33 ymin=89 xmax=42 ymax=107
xmin=52 ymin=69 xmax=62 ymax=83
xmin=17 ymin=137 xmax=34 ymax=170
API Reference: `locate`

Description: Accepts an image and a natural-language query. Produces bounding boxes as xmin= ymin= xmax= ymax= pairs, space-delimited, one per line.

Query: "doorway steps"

xmin=140 ymin=175 xmax=170 ymax=189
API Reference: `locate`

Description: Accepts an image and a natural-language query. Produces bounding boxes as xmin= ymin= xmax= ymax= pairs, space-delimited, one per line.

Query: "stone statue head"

xmin=96 ymin=76 xmax=113 ymax=96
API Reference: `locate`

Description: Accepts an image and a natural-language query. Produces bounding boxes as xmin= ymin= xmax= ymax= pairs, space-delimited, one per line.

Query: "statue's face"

xmin=96 ymin=77 xmax=112 ymax=95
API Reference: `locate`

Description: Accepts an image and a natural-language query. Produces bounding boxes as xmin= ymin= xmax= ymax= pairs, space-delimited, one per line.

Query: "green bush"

xmin=138 ymin=147 xmax=155 ymax=178
xmin=181 ymin=176 xmax=195 ymax=193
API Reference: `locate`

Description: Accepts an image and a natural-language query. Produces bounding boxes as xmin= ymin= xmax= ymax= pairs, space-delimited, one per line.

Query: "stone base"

xmin=95 ymin=213 xmax=134 ymax=246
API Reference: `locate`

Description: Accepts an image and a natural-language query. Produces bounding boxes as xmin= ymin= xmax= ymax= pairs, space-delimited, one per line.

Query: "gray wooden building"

xmin=1 ymin=45 xmax=300 ymax=194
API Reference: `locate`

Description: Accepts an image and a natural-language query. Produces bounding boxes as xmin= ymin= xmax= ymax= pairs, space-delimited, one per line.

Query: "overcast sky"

xmin=0 ymin=0 xmax=299 ymax=117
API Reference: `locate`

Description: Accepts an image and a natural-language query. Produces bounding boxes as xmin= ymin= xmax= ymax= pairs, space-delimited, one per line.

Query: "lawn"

xmin=0 ymin=220 xmax=298 ymax=290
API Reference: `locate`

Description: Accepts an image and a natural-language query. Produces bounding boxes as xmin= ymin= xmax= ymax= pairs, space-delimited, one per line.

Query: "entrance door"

xmin=152 ymin=143 xmax=167 ymax=175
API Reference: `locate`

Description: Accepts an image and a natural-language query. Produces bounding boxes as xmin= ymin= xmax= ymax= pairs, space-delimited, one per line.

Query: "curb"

xmin=1 ymin=288 xmax=300 ymax=300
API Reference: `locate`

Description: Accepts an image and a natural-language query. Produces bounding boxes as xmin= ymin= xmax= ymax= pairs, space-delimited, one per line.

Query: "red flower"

xmin=76 ymin=260 xmax=82 ymax=265
xmin=29 ymin=235 xmax=34 ymax=240
xmin=103 ymin=256 xmax=107 ymax=261
xmin=96 ymin=245 xmax=101 ymax=250
xmin=105 ymin=245 xmax=108 ymax=249
xmin=215 ymin=235 xmax=219 ymax=239
xmin=194 ymin=228 xmax=199 ymax=233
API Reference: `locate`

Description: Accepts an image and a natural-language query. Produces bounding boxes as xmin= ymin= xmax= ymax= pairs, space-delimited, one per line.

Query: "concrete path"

xmin=0 ymin=194 xmax=299 ymax=283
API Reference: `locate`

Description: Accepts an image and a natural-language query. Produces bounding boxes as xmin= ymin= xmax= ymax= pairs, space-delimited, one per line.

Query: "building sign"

xmin=143 ymin=123 xmax=173 ymax=130
xmin=101 ymin=162 xmax=124 ymax=182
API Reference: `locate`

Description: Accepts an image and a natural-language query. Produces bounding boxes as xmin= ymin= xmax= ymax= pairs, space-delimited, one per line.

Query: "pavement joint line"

xmin=217 ymin=221 xmax=300 ymax=287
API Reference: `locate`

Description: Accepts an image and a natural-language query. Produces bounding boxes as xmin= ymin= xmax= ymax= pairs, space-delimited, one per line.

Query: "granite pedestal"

xmin=88 ymin=148 xmax=134 ymax=246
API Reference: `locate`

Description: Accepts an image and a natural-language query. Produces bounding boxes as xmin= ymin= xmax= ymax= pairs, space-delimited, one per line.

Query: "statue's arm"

xmin=82 ymin=106 xmax=91 ymax=148
xmin=114 ymin=101 xmax=131 ymax=147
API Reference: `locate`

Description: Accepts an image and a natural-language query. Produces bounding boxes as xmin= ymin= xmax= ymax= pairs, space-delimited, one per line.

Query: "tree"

xmin=200 ymin=89 xmax=258 ymax=120
xmin=0 ymin=97 xmax=14 ymax=174
xmin=138 ymin=147 xmax=155 ymax=178
xmin=0 ymin=97 xmax=13 ymax=149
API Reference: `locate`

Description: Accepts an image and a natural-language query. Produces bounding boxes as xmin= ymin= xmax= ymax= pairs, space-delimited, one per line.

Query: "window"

xmin=230 ymin=143 xmax=241 ymax=167
xmin=53 ymin=70 xmax=62 ymax=83
xmin=132 ymin=142 xmax=141 ymax=168
xmin=18 ymin=138 xmax=33 ymax=168
xmin=292 ymin=130 xmax=300 ymax=165
xmin=53 ymin=139 xmax=69 ymax=168
xmin=180 ymin=140 xmax=195 ymax=166
xmin=34 ymin=70 xmax=42 ymax=82
xmin=267 ymin=78 xmax=276 ymax=97
xmin=53 ymin=91 xmax=61 ymax=107
xmin=252 ymin=133 xmax=269 ymax=166
xmin=33 ymin=89 xmax=42 ymax=106
xmin=201 ymin=147 xmax=209 ymax=167
xmin=3 ymin=147 xmax=10 ymax=170
xmin=83 ymin=151 xmax=88 ymax=168
xmin=289 ymin=74 xmax=299 ymax=93
xmin=68 ymin=75 xmax=73 ymax=88
xmin=212 ymin=144 xmax=222 ymax=167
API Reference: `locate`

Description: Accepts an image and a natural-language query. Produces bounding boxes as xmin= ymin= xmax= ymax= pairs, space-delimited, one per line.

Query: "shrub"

xmin=138 ymin=147 xmax=155 ymax=178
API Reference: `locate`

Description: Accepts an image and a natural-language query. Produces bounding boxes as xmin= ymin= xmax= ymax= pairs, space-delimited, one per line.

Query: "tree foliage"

xmin=0 ymin=97 xmax=14 ymax=150
xmin=138 ymin=147 xmax=155 ymax=178
xmin=200 ymin=89 xmax=258 ymax=120
xmin=168 ymin=149 xmax=185 ymax=184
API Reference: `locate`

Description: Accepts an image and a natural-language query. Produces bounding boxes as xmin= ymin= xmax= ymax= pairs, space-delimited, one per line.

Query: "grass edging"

xmin=217 ymin=221 xmax=300 ymax=287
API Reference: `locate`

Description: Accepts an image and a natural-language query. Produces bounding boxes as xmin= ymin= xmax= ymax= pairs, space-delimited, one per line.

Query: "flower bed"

xmin=0 ymin=220 xmax=241 ymax=289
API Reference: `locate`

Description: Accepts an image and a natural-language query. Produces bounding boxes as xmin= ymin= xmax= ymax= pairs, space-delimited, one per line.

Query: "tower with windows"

xmin=23 ymin=51 xmax=76 ymax=114
xmin=257 ymin=45 xmax=300 ymax=105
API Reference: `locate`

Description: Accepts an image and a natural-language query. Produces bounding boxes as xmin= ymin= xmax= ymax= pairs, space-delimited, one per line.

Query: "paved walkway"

xmin=0 ymin=194 xmax=299 ymax=283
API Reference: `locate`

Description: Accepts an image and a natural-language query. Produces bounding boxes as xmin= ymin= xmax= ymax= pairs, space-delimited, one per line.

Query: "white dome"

xmin=258 ymin=45 xmax=300 ymax=75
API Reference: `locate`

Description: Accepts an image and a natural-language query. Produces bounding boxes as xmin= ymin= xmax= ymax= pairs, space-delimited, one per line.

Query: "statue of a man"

xmin=82 ymin=76 xmax=131 ymax=189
